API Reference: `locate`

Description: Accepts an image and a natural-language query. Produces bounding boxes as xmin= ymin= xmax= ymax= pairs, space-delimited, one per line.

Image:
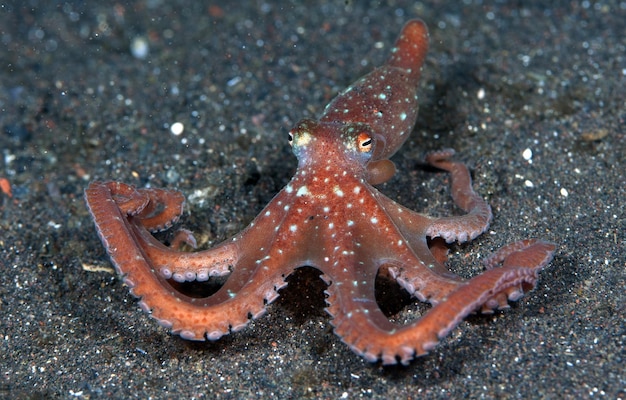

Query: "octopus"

xmin=85 ymin=19 xmax=556 ymax=365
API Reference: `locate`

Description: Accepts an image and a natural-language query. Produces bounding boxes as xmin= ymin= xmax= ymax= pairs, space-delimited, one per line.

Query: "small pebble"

xmin=170 ymin=122 xmax=184 ymax=136
xmin=522 ymin=148 xmax=533 ymax=161
xmin=130 ymin=36 xmax=149 ymax=59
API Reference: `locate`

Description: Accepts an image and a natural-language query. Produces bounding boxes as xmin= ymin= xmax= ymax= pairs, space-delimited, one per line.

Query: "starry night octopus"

xmin=85 ymin=20 xmax=556 ymax=365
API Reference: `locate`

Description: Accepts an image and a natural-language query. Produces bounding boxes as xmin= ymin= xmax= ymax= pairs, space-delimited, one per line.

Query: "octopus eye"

xmin=288 ymin=131 xmax=294 ymax=146
xmin=357 ymin=132 xmax=373 ymax=153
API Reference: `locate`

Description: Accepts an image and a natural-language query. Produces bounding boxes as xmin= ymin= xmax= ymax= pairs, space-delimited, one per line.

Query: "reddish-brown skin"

xmin=85 ymin=20 xmax=556 ymax=365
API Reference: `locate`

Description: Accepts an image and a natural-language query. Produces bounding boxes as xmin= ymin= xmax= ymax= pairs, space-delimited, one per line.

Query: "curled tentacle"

xmin=86 ymin=182 xmax=235 ymax=282
xmin=134 ymin=187 xmax=186 ymax=232
xmin=100 ymin=181 xmax=149 ymax=216
xmin=425 ymin=149 xmax=493 ymax=243
xmin=479 ymin=239 xmax=557 ymax=312
xmin=90 ymin=181 xmax=186 ymax=232
xmin=85 ymin=181 xmax=292 ymax=340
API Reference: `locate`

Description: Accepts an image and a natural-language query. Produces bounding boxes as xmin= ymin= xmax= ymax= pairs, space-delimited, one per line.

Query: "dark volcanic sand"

xmin=1 ymin=1 xmax=624 ymax=398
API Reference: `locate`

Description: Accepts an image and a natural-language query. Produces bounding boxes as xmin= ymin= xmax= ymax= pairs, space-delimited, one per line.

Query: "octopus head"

xmin=288 ymin=118 xmax=385 ymax=176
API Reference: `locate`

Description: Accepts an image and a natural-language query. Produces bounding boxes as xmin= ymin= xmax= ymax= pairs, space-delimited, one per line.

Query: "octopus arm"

xmin=478 ymin=239 xmax=557 ymax=311
xmin=325 ymin=240 xmax=555 ymax=365
xmin=370 ymin=148 xmax=493 ymax=287
xmin=372 ymin=191 xmax=462 ymax=287
xmin=88 ymin=181 xmax=185 ymax=231
xmin=85 ymin=181 xmax=298 ymax=341
xmin=86 ymin=182 xmax=236 ymax=281
xmin=423 ymin=149 xmax=493 ymax=243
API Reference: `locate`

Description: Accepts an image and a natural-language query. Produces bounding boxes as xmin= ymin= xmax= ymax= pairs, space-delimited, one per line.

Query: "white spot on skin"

xmin=347 ymin=220 xmax=354 ymax=227
xmin=334 ymin=186 xmax=344 ymax=197
xmin=255 ymin=255 xmax=271 ymax=264
xmin=353 ymin=186 xmax=361 ymax=195
xmin=285 ymin=185 xmax=293 ymax=194
xmin=371 ymin=217 xmax=378 ymax=224
xmin=296 ymin=185 xmax=309 ymax=197
xmin=290 ymin=225 xmax=298 ymax=232
xmin=400 ymin=112 xmax=407 ymax=121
